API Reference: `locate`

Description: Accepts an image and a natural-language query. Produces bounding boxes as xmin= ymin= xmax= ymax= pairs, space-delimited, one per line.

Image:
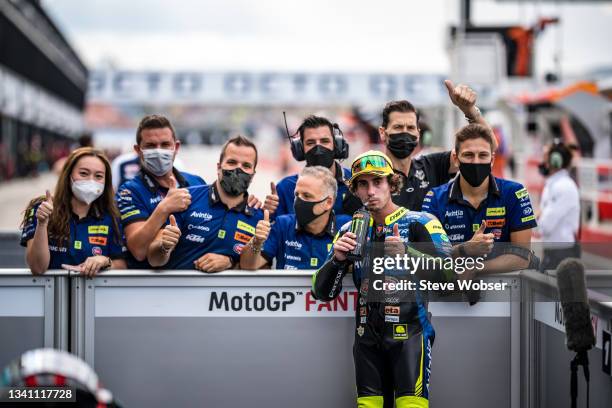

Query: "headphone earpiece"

xmin=289 ymin=127 xmax=306 ymax=161
xmin=288 ymin=122 xmax=350 ymax=162
xmin=549 ymin=150 xmax=563 ymax=169
xmin=332 ymin=123 xmax=349 ymax=160
xmin=548 ymin=142 xmax=572 ymax=170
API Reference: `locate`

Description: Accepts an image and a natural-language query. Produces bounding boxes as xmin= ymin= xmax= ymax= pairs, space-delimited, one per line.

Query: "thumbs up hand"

xmin=161 ymin=175 xmax=191 ymax=214
xmin=444 ymin=79 xmax=478 ymax=117
xmin=263 ymin=182 xmax=279 ymax=215
xmin=254 ymin=210 xmax=271 ymax=245
xmin=36 ymin=190 xmax=54 ymax=225
xmin=463 ymin=220 xmax=494 ymax=257
xmin=384 ymin=223 xmax=405 ymax=257
xmin=161 ymin=214 xmax=182 ymax=253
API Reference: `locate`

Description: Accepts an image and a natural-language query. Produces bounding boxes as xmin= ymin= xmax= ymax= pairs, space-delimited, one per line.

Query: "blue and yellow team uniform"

xmin=275 ymin=163 xmax=360 ymax=217
xmin=312 ymin=207 xmax=453 ymax=408
xmin=166 ymin=183 xmax=264 ymax=269
xmin=421 ymin=175 xmax=537 ymax=245
xmin=115 ymin=168 xmax=205 ymax=267
xmin=20 ymin=205 xmax=126 ymax=269
xmin=261 ymin=212 xmax=351 ymax=270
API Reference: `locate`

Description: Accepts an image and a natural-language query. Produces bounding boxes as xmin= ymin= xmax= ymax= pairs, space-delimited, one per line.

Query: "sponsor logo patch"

xmin=233 ymin=244 xmax=244 ymax=254
xmin=218 ymin=230 xmax=226 ymax=239
xmin=357 ymin=326 xmax=365 ymax=337
xmin=89 ymin=236 xmax=107 ymax=245
xmin=393 ymin=324 xmax=408 ymax=340
xmin=521 ymin=215 xmax=536 ymax=223
xmin=515 ymin=188 xmax=529 ymax=200
xmin=385 ymin=315 xmax=400 ymax=323
xmin=186 ymin=234 xmax=205 ymax=243
xmin=385 ymin=306 xmax=400 ymax=315
xmin=473 ymin=223 xmax=481 ymax=232
xmin=88 ymin=225 xmax=109 ymax=234
xmin=91 ymin=246 xmax=102 ymax=256
xmin=74 ymin=241 xmax=82 ymax=250
xmin=310 ymin=258 xmax=318 ymax=267
xmin=486 ymin=207 xmax=506 ymax=216
xmin=237 ymin=220 xmax=256 ymax=235
xmin=190 ymin=211 xmax=213 ymax=221
xmin=486 ymin=219 xmax=505 ymax=228
xmin=425 ymin=219 xmax=445 ymax=235
xmin=234 ymin=231 xmax=252 ymax=244
xmin=120 ymin=209 xmax=141 ymax=220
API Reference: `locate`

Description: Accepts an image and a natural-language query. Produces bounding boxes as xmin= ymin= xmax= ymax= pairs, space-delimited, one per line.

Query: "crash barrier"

xmin=0 ymin=231 xmax=26 ymax=268
xmin=0 ymin=269 xmax=611 ymax=408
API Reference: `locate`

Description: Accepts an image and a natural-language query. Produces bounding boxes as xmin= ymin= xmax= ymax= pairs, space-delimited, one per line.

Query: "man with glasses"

xmin=380 ymin=80 xmax=495 ymax=212
xmin=312 ymin=150 xmax=454 ymax=408
xmin=240 ymin=166 xmax=351 ymax=270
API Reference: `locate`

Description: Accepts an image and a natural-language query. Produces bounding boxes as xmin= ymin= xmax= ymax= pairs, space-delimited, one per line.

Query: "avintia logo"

xmin=285 ymin=240 xmax=303 ymax=249
xmin=190 ymin=211 xmax=212 ymax=221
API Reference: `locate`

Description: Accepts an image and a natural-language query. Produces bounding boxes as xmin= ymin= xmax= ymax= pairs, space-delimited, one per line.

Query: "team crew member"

xmin=115 ymin=115 xmax=205 ymax=267
xmin=21 ymin=148 xmax=126 ymax=276
xmin=537 ymin=142 xmax=580 ymax=270
xmin=148 ymin=136 xmax=264 ymax=272
xmin=422 ymin=124 xmax=539 ymax=273
xmin=270 ymin=115 xmax=361 ymax=217
xmin=381 ymin=80 xmax=495 ymax=211
xmin=312 ymin=151 xmax=453 ymax=408
xmin=240 ymin=166 xmax=351 ymax=270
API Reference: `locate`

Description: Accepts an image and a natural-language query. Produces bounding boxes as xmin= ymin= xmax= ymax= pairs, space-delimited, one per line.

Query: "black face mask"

xmin=538 ymin=162 xmax=550 ymax=177
xmin=294 ymin=196 xmax=328 ymax=228
xmin=459 ymin=161 xmax=491 ymax=187
xmin=386 ymin=132 xmax=418 ymax=159
xmin=305 ymin=145 xmax=335 ymax=168
xmin=220 ymin=168 xmax=253 ymax=196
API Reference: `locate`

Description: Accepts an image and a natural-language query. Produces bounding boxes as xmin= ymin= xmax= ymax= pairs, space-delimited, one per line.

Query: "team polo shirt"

xmin=392 ymin=151 xmax=454 ymax=211
xmin=275 ymin=162 xmax=361 ymax=217
xmin=115 ymin=168 xmax=205 ymax=268
xmin=167 ymin=183 xmax=264 ymax=269
xmin=20 ymin=205 xmax=126 ymax=269
xmin=421 ymin=175 xmax=537 ymax=244
xmin=261 ymin=212 xmax=351 ymax=270
xmin=116 ymin=168 xmax=205 ymax=226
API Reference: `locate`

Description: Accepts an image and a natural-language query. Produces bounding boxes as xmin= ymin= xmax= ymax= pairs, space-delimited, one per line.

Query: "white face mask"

xmin=141 ymin=148 xmax=174 ymax=177
xmin=71 ymin=179 xmax=104 ymax=205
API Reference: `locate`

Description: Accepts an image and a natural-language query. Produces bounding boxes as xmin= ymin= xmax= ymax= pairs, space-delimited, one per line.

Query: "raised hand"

xmin=254 ymin=210 xmax=271 ymax=245
xmin=263 ymin=182 xmax=279 ymax=215
xmin=384 ymin=223 xmax=405 ymax=257
xmin=161 ymin=214 xmax=182 ymax=253
xmin=444 ymin=79 xmax=478 ymax=117
xmin=161 ymin=175 xmax=191 ymax=213
xmin=36 ymin=190 xmax=54 ymax=225
xmin=463 ymin=220 xmax=494 ymax=256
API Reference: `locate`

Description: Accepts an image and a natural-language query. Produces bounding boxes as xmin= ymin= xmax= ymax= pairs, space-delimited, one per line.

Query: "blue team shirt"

xmin=275 ymin=164 xmax=356 ymax=217
xmin=261 ymin=213 xmax=351 ymax=270
xmin=20 ymin=205 xmax=126 ymax=269
xmin=167 ymin=183 xmax=264 ymax=269
xmin=421 ymin=175 xmax=537 ymax=243
xmin=115 ymin=168 xmax=205 ymax=268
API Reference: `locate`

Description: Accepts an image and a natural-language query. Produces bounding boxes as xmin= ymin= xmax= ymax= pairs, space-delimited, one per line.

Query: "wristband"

xmin=465 ymin=106 xmax=482 ymax=124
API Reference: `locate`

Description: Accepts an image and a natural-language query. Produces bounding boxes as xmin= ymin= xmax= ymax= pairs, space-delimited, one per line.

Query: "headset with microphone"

xmin=283 ymin=112 xmax=349 ymax=162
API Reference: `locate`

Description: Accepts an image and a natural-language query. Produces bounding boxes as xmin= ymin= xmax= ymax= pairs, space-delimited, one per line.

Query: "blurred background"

xmin=1 ymin=0 xmax=611 ymax=254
